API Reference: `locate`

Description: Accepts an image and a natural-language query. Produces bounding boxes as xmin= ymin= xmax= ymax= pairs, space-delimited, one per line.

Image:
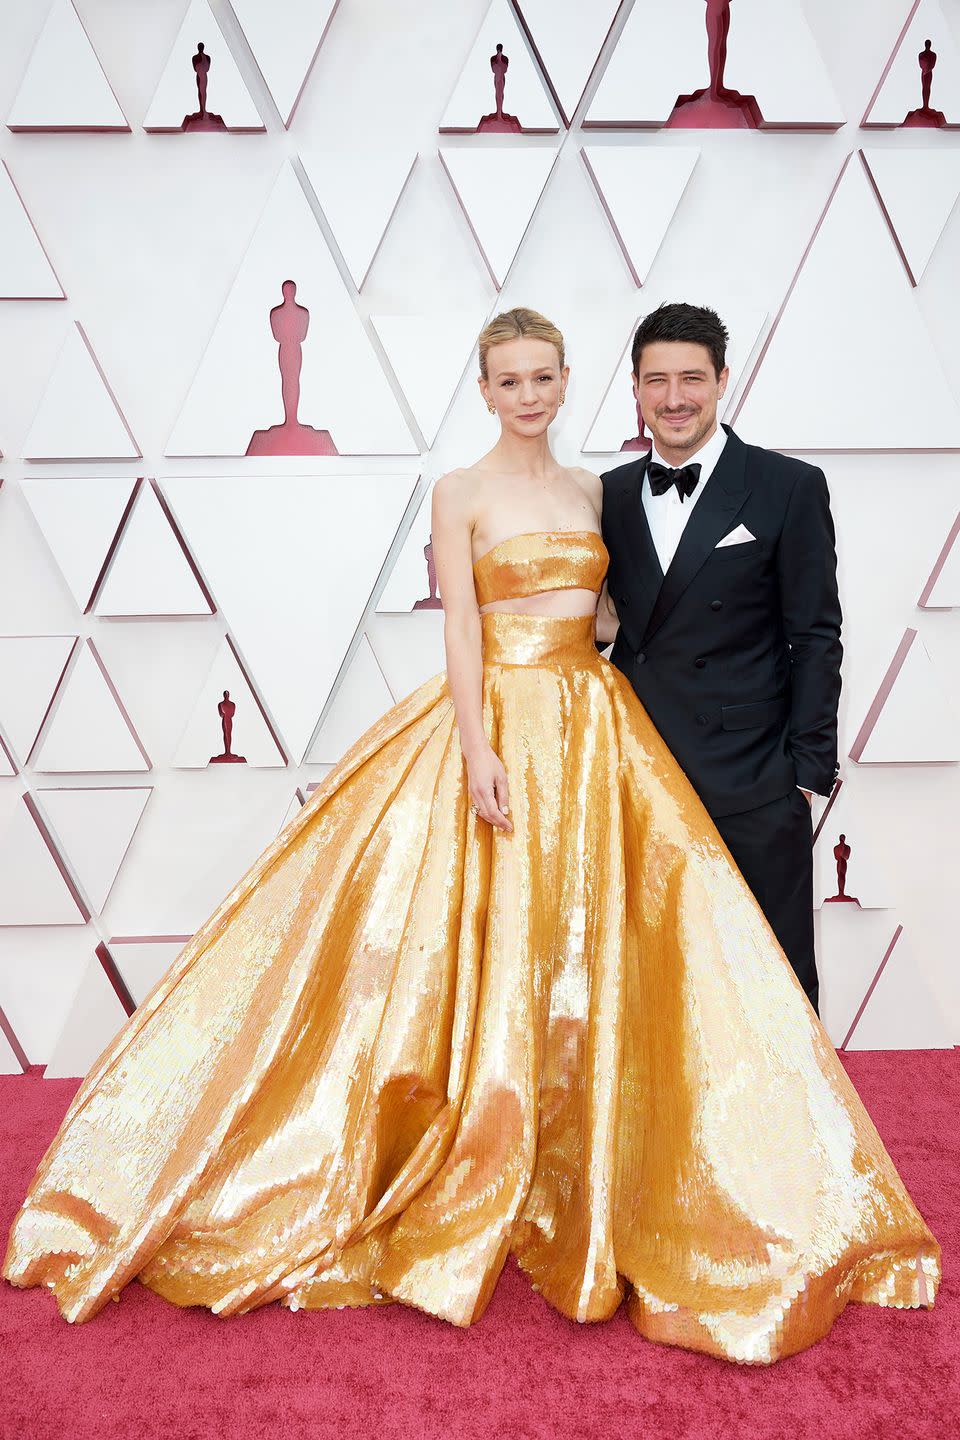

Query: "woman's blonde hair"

xmin=477 ymin=307 xmax=565 ymax=380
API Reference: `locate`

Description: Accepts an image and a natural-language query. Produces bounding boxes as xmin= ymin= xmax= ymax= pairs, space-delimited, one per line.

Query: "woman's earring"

xmin=559 ymin=392 xmax=566 ymax=406
xmin=487 ymin=402 xmax=496 ymax=415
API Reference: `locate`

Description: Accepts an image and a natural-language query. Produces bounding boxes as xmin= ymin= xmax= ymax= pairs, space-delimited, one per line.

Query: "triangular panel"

xmin=172 ymin=635 xmax=286 ymax=767
xmin=95 ymin=480 xmax=213 ymax=617
xmin=581 ymin=145 xmax=700 ymax=285
xmin=0 ymin=160 xmax=64 ymax=298
xmin=23 ymin=323 xmax=140 ymax=461
xmin=440 ymin=0 xmax=558 ymax=134
xmin=162 ymin=473 xmax=416 ymax=761
xmin=439 ymin=145 xmax=557 ymax=288
xmin=226 ymin=0 xmax=339 ymax=127
xmin=106 ymin=937 xmax=185 ymax=1009
xmin=0 ymin=634 xmax=77 ymax=764
xmin=21 ymin=475 xmax=137 ymax=612
xmin=301 ymin=144 xmax=417 ymax=290
xmin=366 ymin=612 xmax=446 ymax=701
xmin=376 ymin=481 xmax=441 ymax=613
xmin=144 ymin=0 xmax=265 ymax=132
xmin=370 ymin=310 xmax=484 ymax=447
xmin=850 ymin=629 xmax=959 ymax=764
xmin=812 ymin=782 xmax=894 ymax=910
xmin=844 ymin=925 xmax=953 ymax=1050
xmin=514 ymin=0 xmax=623 ymax=127
xmin=861 ymin=147 xmax=960 ymax=285
xmin=0 ymin=794 xmax=87 ymax=926
xmin=585 ymin=0 xmax=707 ymax=128
xmin=6 ymin=0 xmax=129 ymax=131
xmin=863 ymin=0 xmax=960 ymax=129
xmin=919 ymin=510 xmax=960 ymax=608
xmin=306 ymin=635 xmax=394 ymax=764
xmin=44 ymin=951 xmax=130 ymax=1078
xmin=32 ymin=640 xmax=151 ymax=773
xmin=34 ymin=786 xmax=151 ymax=914
xmin=166 ymin=163 xmax=416 ymax=455
xmin=734 ymin=155 xmax=960 ymax=449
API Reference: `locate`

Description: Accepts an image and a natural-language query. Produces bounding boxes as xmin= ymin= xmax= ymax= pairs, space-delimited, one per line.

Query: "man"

xmin=600 ymin=302 xmax=842 ymax=1014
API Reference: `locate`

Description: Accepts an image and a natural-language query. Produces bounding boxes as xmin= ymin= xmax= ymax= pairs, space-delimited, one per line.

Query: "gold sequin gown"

xmin=3 ymin=531 xmax=939 ymax=1363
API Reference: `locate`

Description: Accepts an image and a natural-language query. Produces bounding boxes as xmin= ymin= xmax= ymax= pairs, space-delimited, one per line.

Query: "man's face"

xmin=633 ymin=340 xmax=729 ymax=458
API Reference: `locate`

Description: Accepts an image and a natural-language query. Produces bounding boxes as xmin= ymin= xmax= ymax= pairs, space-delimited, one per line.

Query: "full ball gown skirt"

xmin=3 ymin=532 xmax=939 ymax=1365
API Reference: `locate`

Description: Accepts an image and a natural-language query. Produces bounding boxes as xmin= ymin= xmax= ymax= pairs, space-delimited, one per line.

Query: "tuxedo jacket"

xmin=600 ymin=424 xmax=842 ymax=819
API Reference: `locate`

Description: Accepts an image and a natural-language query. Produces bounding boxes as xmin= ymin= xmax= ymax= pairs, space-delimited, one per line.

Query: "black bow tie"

xmin=648 ymin=460 xmax=702 ymax=501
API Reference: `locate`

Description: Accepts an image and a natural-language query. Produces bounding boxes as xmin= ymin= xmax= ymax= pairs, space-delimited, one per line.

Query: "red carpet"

xmin=1 ymin=1051 xmax=954 ymax=1440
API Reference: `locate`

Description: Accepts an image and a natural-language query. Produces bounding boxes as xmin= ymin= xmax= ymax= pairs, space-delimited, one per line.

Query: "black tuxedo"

xmin=601 ymin=424 xmax=842 ymax=1012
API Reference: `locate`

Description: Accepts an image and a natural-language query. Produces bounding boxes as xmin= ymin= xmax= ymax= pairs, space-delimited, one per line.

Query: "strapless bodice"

xmin=472 ymin=530 xmax=608 ymax=607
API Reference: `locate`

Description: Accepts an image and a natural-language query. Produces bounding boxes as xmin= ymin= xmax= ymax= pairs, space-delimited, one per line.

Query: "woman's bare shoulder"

xmin=567 ymin=466 xmax=603 ymax=511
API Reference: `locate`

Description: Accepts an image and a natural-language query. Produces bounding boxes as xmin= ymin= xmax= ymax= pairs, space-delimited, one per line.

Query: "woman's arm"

xmin=431 ymin=475 xmax=512 ymax=834
xmin=595 ymin=580 xmax=620 ymax=645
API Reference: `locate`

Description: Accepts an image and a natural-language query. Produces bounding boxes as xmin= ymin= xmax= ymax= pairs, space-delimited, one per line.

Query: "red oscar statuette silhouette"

xmin=477 ymin=43 xmax=522 ymax=133
xmin=621 ymin=395 xmax=653 ymax=453
xmin=182 ymin=43 xmax=226 ymax=132
xmin=903 ymin=39 xmax=947 ymax=128
xmin=246 ymin=279 xmax=338 ymax=456
xmin=210 ymin=690 xmax=246 ymax=764
xmin=824 ymin=833 xmax=860 ymax=907
xmin=667 ymin=0 xmax=762 ymax=129
xmin=413 ymin=535 xmax=443 ymax=610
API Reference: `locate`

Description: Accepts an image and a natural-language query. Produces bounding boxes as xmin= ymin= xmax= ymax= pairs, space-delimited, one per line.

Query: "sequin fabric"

xmin=3 ymin=533 xmax=939 ymax=1363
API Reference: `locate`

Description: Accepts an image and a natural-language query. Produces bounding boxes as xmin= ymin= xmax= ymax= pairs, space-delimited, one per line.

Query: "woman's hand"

xmin=465 ymin=742 xmax=512 ymax=833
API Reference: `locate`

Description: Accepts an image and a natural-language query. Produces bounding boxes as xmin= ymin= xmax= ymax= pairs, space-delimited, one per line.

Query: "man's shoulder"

xmin=738 ymin=434 xmax=825 ymax=494
xmin=599 ymin=454 xmax=645 ymax=490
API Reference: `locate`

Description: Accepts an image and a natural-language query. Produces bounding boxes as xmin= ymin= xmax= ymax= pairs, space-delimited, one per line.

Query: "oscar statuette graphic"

xmin=477 ymin=43 xmax=522 ymax=132
xmin=209 ymin=689 xmax=246 ymax=764
xmin=246 ymin=280 xmax=338 ymax=455
xmin=621 ymin=395 xmax=653 ymax=453
xmin=903 ymin=39 xmax=947 ymax=128
xmin=182 ymin=43 xmax=226 ymax=132
xmin=667 ymin=0 xmax=762 ymax=129
xmin=412 ymin=536 xmax=443 ymax=610
xmin=824 ymin=833 xmax=860 ymax=906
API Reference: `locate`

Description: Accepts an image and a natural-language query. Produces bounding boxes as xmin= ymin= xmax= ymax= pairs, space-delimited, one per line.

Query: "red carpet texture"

xmin=0 ymin=1050 xmax=955 ymax=1440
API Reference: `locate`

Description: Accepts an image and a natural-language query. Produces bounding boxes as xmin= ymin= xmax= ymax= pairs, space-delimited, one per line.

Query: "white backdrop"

xmin=0 ymin=0 xmax=959 ymax=1075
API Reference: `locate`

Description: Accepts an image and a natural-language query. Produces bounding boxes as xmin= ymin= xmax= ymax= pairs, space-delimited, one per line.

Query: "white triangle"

xmin=584 ymin=303 xmax=767 ymax=454
xmin=226 ymin=0 xmax=338 ymax=127
xmin=34 ymin=786 xmax=151 ymax=913
xmin=0 ymin=794 xmax=86 ymax=926
xmin=440 ymin=0 xmax=558 ymax=133
xmin=366 ymin=612 xmax=446 ymax=700
xmin=845 ymin=927 xmax=953 ymax=1050
xmin=376 ymin=481 xmax=440 ymax=613
xmin=0 ymin=736 xmax=15 ymax=776
xmin=171 ymin=635 xmax=286 ymax=768
xmin=817 ymin=907 xmax=898 ymax=1049
xmin=919 ymin=512 xmax=960 ymax=608
xmin=736 ymin=156 xmax=960 ymax=449
xmin=144 ymin=0 xmax=265 ymax=131
xmin=439 ymin=145 xmax=557 ymax=288
xmin=277 ymin=788 xmax=305 ymax=833
xmin=514 ymin=0 xmax=622 ymax=125
xmin=586 ymin=0 xmax=707 ymax=127
xmin=166 ymin=163 xmax=416 ymax=455
xmin=0 ymin=160 xmax=63 ymax=297
xmin=0 ymin=1023 xmax=25 ymax=1074
xmin=301 ymin=144 xmax=416 ymax=290
xmin=722 ymin=0 xmax=844 ymax=127
xmin=21 ymin=475 xmax=137 ymax=611
xmin=23 ymin=323 xmax=139 ymax=460
xmin=0 ymin=634 xmax=76 ymax=764
xmin=862 ymin=147 xmax=960 ymax=284
xmin=33 ymin=641 xmax=150 ymax=773
xmin=95 ymin=482 xmax=211 ymax=617
xmin=44 ymin=951 xmax=130 ymax=1078
xmin=813 ymin=784 xmax=895 ymax=910
xmin=7 ymin=0 xmax=129 ymax=131
xmin=306 ymin=635 xmax=394 ymax=764
xmin=371 ymin=310 xmax=484 ymax=446
xmin=854 ymin=630 xmax=960 ymax=764
xmin=106 ymin=939 xmax=185 ymax=1009
xmin=864 ymin=0 xmax=960 ymax=127
xmin=162 ymin=473 xmax=416 ymax=761
xmin=581 ymin=146 xmax=699 ymax=286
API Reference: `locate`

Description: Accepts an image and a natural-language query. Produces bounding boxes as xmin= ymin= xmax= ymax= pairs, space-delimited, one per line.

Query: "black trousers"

xmin=711 ymin=787 xmax=819 ymax=1016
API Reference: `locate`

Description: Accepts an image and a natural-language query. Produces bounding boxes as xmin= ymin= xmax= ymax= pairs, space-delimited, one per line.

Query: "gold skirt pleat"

xmin=3 ymin=614 xmax=939 ymax=1363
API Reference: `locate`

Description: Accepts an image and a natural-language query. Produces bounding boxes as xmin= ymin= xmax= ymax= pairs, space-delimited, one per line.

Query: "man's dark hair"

xmin=631 ymin=303 xmax=729 ymax=379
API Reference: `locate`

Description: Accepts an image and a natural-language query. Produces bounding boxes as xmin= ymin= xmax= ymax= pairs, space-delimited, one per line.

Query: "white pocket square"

xmin=715 ymin=524 xmax=756 ymax=548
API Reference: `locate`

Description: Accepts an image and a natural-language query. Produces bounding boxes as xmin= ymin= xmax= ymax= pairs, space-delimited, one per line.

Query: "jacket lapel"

xmin=614 ymin=457 xmax=663 ymax=646
xmin=643 ymin=426 xmax=751 ymax=643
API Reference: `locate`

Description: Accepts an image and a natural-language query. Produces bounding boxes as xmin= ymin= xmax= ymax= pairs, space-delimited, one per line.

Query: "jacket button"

xmin=694 ymin=657 xmax=706 ymax=669
xmin=696 ymin=714 xmax=708 ymax=726
xmin=710 ymin=600 xmax=722 ymax=611
xmin=635 ymin=651 xmax=646 ymax=665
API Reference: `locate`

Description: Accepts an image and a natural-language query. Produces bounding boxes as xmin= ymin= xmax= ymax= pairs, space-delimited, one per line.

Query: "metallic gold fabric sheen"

xmin=473 ymin=529 xmax=606 ymax=606
xmin=3 ymin=534 xmax=939 ymax=1364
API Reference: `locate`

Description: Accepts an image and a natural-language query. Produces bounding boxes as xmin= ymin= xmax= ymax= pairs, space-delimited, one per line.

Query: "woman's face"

xmin=479 ymin=337 xmax=568 ymax=438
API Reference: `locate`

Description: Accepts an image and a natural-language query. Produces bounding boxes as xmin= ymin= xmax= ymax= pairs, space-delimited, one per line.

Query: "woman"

xmin=3 ymin=309 xmax=939 ymax=1365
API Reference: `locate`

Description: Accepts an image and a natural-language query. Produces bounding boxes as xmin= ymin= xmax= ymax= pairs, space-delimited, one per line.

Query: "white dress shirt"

xmin=642 ymin=424 xmax=729 ymax=574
